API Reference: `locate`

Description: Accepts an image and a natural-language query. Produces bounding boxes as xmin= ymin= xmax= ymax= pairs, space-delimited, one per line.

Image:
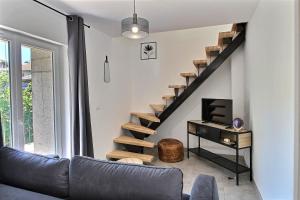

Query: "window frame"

xmin=0 ymin=28 xmax=64 ymax=156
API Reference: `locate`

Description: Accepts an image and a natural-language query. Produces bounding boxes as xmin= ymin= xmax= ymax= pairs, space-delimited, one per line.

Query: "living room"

xmin=0 ymin=0 xmax=299 ymax=200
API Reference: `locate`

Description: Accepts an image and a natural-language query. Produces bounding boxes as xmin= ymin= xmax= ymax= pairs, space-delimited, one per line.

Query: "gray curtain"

xmin=67 ymin=15 xmax=94 ymax=157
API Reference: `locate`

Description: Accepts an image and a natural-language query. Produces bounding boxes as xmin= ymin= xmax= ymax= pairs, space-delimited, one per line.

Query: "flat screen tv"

xmin=202 ymin=98 xmax=233 ymax=126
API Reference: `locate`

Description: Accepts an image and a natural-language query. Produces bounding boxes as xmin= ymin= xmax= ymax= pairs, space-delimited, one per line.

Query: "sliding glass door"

xmin=0 ymin=30 xmax=60 ymax=155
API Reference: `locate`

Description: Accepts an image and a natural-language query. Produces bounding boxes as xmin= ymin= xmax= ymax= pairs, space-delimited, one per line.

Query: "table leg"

xmin=236 ymin=147 xmax=239 ymax=185
xmin=187 ymin=131 xmax=190 ymax=159
xmin=250 ymin=146 xmax=253 ymax=181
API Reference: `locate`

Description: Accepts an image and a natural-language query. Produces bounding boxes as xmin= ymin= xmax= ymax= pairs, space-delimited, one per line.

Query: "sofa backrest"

xmin=0 ymin=147 xmax=70 ymax=198
xmin=69 ymin=156 xmax=183 ymax=200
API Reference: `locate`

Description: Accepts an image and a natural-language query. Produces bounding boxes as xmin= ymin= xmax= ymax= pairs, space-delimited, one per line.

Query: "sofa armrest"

xmin=190 ymin=175 xmax=219 ymax=200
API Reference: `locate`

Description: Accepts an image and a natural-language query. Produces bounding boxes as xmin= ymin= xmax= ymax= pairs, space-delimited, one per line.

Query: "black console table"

xmin=187 ymin=120 xmax=252 ymax=185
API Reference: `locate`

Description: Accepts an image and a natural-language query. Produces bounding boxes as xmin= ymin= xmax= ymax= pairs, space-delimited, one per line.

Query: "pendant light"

xmin=121 ymin=0 xmax=149 ymax=39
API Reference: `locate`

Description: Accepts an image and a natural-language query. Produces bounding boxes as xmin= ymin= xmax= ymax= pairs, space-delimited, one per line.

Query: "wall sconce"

xmin=104 ymin=55 xmax=110 ymax=83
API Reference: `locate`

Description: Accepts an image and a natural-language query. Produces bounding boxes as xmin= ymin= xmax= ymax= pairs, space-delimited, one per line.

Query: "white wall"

xmin=86 ymin=24 xmax=249 ymax=158
xmin=85 ymin=29 xmax=132 ymax=158
xmin=0 ymin=0 xmax=248 ymax=159
xmin=0 ymin=0 xmax=67 ymax=45
xmin=87 ymin=24 xmax=247 ymax=158
xmin=128 ymin=25 xmax=246 ymax=155
xmin=0 ymin=0 xmax=132 ymax=159
xmin=1 ymin=1 xmax=298 ymax=199
xmin=244 ymin=0 xmax=295 ymax=199
xmin=231 ymin=44 xmax=246 ymax=122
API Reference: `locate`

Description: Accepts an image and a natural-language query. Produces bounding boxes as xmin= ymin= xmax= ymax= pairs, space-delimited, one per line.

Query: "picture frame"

xmin=140 ymin=42 xmax=157 ymax=60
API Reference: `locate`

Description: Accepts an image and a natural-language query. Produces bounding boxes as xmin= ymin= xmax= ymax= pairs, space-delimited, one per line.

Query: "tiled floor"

xmin=152 ymin=152 xmax=261 ymax=200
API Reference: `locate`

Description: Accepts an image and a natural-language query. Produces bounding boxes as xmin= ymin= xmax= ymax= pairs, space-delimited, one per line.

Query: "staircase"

xmin=106 ymin=23 xmax=246 ymax=163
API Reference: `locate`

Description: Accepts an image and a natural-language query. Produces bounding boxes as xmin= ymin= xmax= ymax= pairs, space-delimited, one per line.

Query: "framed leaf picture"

xmin=140 ymin=42 xmax=157 ymax=60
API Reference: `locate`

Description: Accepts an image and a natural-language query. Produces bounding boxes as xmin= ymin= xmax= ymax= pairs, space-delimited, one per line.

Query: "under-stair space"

xmin=106 ymin=23 xmax=246 ymax=163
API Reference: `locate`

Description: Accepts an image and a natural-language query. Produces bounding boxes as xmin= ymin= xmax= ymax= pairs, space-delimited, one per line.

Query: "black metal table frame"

xmin=187 ymin=121 xmax=253 ymax=185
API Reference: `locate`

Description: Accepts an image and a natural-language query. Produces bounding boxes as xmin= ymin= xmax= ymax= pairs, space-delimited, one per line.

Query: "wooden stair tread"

xmin=150 ymin=104 xmax=165 ymax=112
xmin=162 ymin=95 xmax=175 ymax=100
xmin=193 ymin=60 xmax=207 ymax=68
xmin=107 ymin=150 xmax=154 ymax=163
xmin=180 ymin=72 xmax=197 ymax=78
xmin=114 ymin=135 xmax=155 ymax=148
xmin=131 ymin=112 xmax=160 ymax=123
xmin=122 ymin=122 xmax=157 ymax=135
xmin=205 ymin=46 xmax=221 ymax=57
xmin=219 ymin=31 xmax=235 ymax=39
xmin=218 ymin=31 xmax=235 ymax=46
xmin=232 ymin=23 xmax=244 ymax=33
xmin=168 ymin=84 xmax=186 ymax=89
xmin=232 ymin=24 xmax=238 ymax=32
xmin=205 ymin=46 xmax=221 ymax=52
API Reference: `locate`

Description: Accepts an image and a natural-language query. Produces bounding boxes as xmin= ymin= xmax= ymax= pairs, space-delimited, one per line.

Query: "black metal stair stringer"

xmin=149 ymin=27 xmax=246 ymax=130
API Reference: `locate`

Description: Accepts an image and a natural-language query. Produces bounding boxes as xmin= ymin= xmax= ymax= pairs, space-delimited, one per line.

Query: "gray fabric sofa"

xmin=0 ymin=147 xmax=219 ymax=200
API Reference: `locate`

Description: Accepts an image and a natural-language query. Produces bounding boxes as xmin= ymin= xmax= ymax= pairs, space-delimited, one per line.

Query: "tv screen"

xmin=202 ymin=98 xmax=233 ymax=126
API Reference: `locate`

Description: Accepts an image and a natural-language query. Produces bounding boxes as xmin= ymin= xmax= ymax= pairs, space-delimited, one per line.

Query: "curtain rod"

xmin=32 ymin=0 xmax=91 ymax=28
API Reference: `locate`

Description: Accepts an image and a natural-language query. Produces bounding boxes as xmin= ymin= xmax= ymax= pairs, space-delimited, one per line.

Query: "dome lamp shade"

xmin=121 ymin=0 xmax=149 ymax=39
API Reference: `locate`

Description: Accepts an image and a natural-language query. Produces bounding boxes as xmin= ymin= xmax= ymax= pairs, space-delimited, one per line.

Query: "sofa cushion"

xmin=0 ymin=147 xmax=70 ymax=198
xmin=70 ymin=156 xmax=183 ymax=200
xmin=0 ymin=184 xmax=64 ymax=200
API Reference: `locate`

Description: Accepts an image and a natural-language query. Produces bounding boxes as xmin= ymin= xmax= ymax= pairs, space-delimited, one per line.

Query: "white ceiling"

xmin=43 ymin=0 xmax=259 ymax=37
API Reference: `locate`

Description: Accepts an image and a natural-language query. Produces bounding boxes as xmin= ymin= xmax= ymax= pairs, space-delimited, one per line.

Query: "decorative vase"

xmin=104 ymin=55 xmax=110 ymax=83
xmin=232 ymin=118 xmax=244 ymax=131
